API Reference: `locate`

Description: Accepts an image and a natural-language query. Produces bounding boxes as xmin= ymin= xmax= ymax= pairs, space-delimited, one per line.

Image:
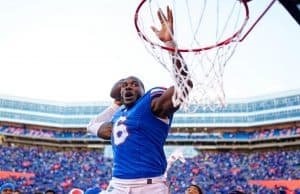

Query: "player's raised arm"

xmin=86 ymin=79 xmax=123 ymax=139
xmin=150 ymin=6 xmax=193 ymax=118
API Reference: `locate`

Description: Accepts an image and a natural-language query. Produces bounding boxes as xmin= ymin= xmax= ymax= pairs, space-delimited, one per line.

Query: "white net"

xmin=135 ymin=0 xmax=249 ymax=111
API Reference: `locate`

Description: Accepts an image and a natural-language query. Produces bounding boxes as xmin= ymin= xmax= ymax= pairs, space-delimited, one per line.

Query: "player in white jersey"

xmin=87 ymin=6 xmax=193 ymax=194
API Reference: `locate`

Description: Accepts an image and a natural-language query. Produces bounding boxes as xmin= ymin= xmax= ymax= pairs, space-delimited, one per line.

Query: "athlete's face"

xmin=120 ymin=76 xmax=145 ymax=107
xmin=185 ymin=185 xmax=201 ymax=194
xmin=1 ymin=188 xmax=13 ymax=194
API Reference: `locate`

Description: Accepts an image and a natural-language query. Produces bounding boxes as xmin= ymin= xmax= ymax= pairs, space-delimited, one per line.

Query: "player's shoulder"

xmin=139 ymin=87 xmax=167 ymax=103
xmin=148 ymin=87 xmax=167 ymax=97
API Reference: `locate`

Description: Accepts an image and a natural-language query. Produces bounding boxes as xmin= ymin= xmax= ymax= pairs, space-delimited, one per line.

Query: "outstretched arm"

xmin=151 ymin=6 xmax=193 ymax=118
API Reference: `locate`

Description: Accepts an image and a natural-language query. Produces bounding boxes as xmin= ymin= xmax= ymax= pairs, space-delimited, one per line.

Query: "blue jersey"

xmin=110 ymin=87 xmax=173 ymax=179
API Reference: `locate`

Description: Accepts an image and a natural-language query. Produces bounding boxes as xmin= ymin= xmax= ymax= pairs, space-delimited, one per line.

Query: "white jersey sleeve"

xmin=86 ymin=103 xmax=120 ymax=136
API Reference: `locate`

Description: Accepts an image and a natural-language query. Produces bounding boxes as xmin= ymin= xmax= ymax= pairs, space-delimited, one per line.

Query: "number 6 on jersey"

xmin=113 ymin=116 xmax=129 ymax=145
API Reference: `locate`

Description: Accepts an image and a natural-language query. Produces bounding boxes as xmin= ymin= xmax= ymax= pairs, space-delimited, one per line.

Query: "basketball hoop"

xmin=135 ymin=0 xmax=250 ymax=111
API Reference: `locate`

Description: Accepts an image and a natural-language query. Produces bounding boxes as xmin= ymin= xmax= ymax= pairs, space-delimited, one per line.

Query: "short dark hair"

xmin=45 ymin=189 xmax=56 ymax=194
xmin=187 ymin=184 xmax=203 ymax=194
xmin=229 ymin=190 xmax=246 ymax=194
xmin=126 ymin=76 xmax=145 ymax=91
xmin=14 ymin=189 xmax=22 ymax=194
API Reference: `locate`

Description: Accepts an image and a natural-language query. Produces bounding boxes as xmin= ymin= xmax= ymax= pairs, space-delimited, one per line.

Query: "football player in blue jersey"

xmin=87 ymin=6 xmax=193 ymax=194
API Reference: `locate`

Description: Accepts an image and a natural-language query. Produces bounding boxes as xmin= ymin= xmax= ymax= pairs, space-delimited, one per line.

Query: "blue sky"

xmin=0 ymin=0 xmax=299 ymax=103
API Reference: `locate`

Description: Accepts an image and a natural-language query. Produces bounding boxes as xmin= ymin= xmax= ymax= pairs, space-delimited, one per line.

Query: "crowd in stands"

xmin=0 ymin=145 xmax=111 ymax=193
xmin=1 ymin=126 xmax=299 ymax=140
xmin=0 ymin=144 xmax=299 ymax=193
xmin=0 ymin=126 xmax=84 ymax=139
xmin=168 ymin=150 xmax=300 ymax=194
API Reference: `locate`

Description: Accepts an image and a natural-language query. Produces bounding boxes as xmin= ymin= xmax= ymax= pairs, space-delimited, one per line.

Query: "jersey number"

xmin=113 ymin=116 xmax=129 ymax=145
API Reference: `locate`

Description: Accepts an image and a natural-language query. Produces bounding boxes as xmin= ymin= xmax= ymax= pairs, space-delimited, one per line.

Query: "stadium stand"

xmin=0 ymin=90 xmax=300 ymax=193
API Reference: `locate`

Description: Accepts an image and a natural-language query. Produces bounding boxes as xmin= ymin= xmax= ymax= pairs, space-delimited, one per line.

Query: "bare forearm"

xmin=97 ymin=122 xmax=113 ymax=139
xmin=166 ymin=41 xmax=193 ymax=90
xmin=86 ymin=102 xmax=120 ymax=136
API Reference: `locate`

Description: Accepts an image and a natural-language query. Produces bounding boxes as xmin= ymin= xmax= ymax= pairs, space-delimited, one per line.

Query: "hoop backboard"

xmin=278 ymin=0 xmax=300 ymax=25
